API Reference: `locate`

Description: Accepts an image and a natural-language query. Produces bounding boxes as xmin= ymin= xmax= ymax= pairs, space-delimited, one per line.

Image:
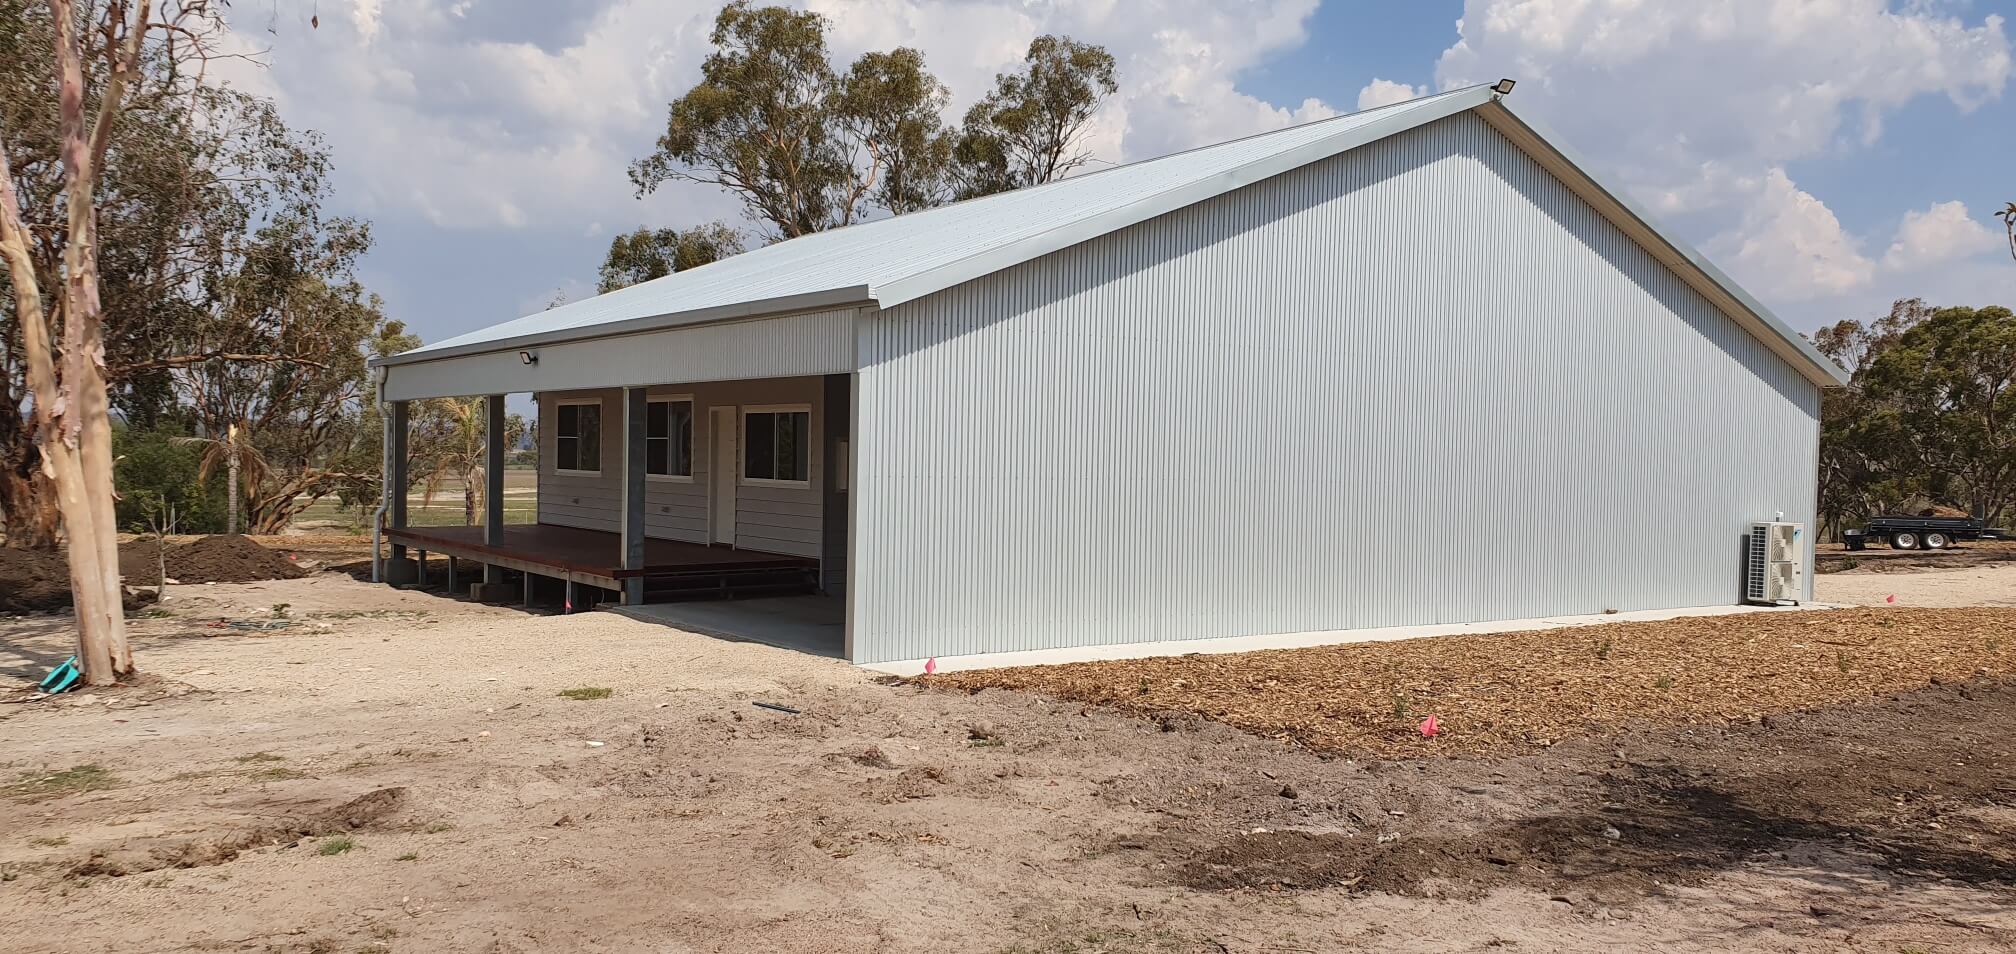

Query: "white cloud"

xmin=1426 ymin=0 xmax=2012 ymax=317
xmin=1883 ymin=200 xmax=1998 ymax=271
xmin=1710 ymin=169 xmax=1875 ymax=301
xmin=212 ymin=0 xmax=1339 ymax=234
xmin=1356 ymin=78 xmax=1424 ymax=110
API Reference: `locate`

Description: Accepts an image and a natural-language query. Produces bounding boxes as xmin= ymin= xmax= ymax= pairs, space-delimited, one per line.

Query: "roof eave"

xmin=369 ymin=284 xmax=876 ymax=369
xmin=1470 ymin=101 xmax=1850 ymax=389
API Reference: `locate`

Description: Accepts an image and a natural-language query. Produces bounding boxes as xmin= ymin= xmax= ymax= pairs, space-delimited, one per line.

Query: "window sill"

xmin=553 ymin=468 xmax=601 ymax=478
xmin=646 ymin=474 xmax=696 ymax=484
xmin=740 ymin=477 xmax=812 ymax=490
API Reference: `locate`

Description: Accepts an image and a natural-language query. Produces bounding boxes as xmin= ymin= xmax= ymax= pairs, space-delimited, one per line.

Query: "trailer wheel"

xmin=1925 ymin=531 xmax=1951 ymax=550
xmin=1890 ymin=531 xmax=1919 ymax=550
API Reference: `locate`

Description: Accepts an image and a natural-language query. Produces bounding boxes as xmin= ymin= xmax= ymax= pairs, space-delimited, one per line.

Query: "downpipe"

xmin=370 ymin=365 xmax=388 ymax=583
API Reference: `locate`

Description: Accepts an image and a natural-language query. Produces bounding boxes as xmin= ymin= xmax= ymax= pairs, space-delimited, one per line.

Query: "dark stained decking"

xmin=385 ymin=523 xmax=814 ymax=580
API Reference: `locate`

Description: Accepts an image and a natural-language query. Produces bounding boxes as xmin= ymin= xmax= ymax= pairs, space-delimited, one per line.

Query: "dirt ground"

xmin=1820 ymin=561 xmax=2016 ymax=608
xmin=2 ymin=570 xmax=2014 ymax=952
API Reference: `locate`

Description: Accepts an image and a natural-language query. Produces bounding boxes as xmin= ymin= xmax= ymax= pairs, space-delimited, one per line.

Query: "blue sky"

xmin=216 ymin=0 xmax=2015 ymax=359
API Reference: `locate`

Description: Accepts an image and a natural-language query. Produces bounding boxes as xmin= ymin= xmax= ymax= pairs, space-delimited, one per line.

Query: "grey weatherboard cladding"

xmin=844 ymin=111 xmax=1820 ymax=664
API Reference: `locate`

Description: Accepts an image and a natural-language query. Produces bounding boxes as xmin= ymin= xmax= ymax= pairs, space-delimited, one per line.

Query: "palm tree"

xmin=174 ymin=423 xmax=268 ymax=535
xmin=417 ymin=398 xmax=524 ymax=525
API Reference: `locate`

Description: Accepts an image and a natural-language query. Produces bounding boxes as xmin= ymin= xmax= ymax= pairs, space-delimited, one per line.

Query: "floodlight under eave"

xmin=519 ymin=350 xmax=539 ymax=366
xmin=1492 ymin=78 xmax=1516 ymax=96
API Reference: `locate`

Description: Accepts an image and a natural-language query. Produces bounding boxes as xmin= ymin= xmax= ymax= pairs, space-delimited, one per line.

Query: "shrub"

xmin=113 ymin=425 xmax=228 ymax=533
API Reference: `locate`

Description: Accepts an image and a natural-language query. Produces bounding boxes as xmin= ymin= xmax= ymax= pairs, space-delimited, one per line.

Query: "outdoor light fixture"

xmin=519 ymin=350 xmax=538 ymax=366
xmin=1492 ymin=78 xmax=1516 ymax=96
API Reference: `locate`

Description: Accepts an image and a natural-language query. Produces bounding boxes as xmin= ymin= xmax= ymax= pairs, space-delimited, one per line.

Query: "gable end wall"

xmin=847 ymin=111 xmax=1822 ymax=664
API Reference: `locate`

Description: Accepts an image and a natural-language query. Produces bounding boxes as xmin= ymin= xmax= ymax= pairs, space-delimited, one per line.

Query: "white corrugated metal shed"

xmin=376 ymin=83 xmax=1845 ymax=388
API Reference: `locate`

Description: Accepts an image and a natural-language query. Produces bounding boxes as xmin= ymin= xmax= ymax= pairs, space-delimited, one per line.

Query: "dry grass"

xmin=926 ymin=607 xmax=2016 ymax=758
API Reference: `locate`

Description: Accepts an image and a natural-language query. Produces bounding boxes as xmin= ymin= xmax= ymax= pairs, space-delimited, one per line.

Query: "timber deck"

xmin=385 ymin=523 xmax=817 ymax=598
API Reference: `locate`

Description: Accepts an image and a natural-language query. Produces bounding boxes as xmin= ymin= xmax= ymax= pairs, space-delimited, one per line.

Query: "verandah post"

xmin=484 ymin=393 xmax=507 ymax=586
xmin=620 ymin=386 xmax=648 ymax=605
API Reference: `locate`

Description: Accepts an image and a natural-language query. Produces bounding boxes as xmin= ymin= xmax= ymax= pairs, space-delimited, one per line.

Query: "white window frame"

xmin=552 ymin=397 xmax=603 ymax=476
xmin=645 ymin=394 xmax=696 ymax=483
xmin=739 ymin=403 xmax=813 ymax=489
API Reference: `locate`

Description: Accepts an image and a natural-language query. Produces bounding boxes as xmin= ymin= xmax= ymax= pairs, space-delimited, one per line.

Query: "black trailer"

xmin=1844 ymin=516 xmax=1996 ymax=551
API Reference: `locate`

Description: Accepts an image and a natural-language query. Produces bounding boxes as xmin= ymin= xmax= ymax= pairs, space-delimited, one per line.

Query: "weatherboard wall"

xmin=845 ymin=110 xmax=1821 ymax=665
xmin=534 ymin=377 xmax=826 ymax=558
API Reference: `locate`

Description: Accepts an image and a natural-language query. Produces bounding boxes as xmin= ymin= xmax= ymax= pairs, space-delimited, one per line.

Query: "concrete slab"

xmin=863 ymin=602 xmax=1835 ymax=676
xmin=613 ymin=596 xmax=845 ymax=659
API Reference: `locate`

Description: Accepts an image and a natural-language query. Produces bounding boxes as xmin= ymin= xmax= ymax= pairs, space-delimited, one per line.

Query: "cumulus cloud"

xmin=210 ymin=0 xmax=1342 ymax=234
xmin=1429 ymin=0 xmax=2011 ymax=313
xmin=1436 ymin=1 xmax=2009 ymax=200
xmin=1706 ymin=169 xmax=1874 ymax=301
xmin=1882 ymin=200 xmax=1998 ymax=271
xmin=1357 ymin=78 xmax=1425 ymax=110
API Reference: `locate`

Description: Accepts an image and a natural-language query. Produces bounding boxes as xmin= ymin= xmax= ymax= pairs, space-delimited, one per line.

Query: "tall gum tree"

xmin=0 ymin=0 xmax=225 ymax=684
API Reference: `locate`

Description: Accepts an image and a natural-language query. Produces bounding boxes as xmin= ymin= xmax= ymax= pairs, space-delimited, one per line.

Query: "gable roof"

xmin=379 ymin=84 xmax=1847 ymax=388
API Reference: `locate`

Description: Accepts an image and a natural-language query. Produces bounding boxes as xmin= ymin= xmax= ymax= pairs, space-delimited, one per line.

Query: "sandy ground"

xmin=1819 ymin=561 xmax=2016 ymax=607
xmin=0 ymin=569 xmax=2012 ymax=953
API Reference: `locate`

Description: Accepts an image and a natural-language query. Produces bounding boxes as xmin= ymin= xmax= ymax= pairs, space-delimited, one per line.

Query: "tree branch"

xmin=113 ymin=351 xmax=333 ymax=374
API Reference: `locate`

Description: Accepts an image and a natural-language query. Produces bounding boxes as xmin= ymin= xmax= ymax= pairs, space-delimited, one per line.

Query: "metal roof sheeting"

xmin=386 ymin=86 xmax=1491 ymax=363
xmin=379 ymin=83 xmax=1845 ymax=388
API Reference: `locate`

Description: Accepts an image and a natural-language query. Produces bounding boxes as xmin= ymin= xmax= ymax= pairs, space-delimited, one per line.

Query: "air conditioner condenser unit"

xmin=1745 ymin=521 xmax=1805 ymax=606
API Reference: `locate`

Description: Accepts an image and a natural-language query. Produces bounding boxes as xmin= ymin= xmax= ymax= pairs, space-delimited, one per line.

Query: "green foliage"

xmin=630 ymin=3 xmax=1114 ymax=238
xmin=3 ymin=0 xmax=399 ymax=544
xmin=112 ymin=425 xmax=229 ymax=534
xmin=630 ymin=1 xmax=855 ymax=239
xmin=953 ymin=35 xmax=1118 ymax=199
xmin=835 ymin=47 xmax=956 ymax=214
xmin=317 ymin=837 xmax=357 ymax=856
xmin=558 ymin=687 xmax=614 ymax=701
xmin=1817 ymin=299 xmax=2016 ymax=533
xmin=598 ymin=222 xmax=746 ymax=293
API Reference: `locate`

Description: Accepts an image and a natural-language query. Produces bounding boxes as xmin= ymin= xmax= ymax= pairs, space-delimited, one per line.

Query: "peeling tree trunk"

xmin=0 ymin=0 xmax=154 ymax=685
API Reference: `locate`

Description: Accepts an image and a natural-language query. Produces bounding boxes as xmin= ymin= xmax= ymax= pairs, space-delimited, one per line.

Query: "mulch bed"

xmin=0 ymin=535 xmax=306 ymax=613
xmin=925 ymin=607 xmax=2016 ymax=759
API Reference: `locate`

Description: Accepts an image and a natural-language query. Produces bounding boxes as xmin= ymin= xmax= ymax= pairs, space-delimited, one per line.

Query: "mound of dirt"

xmin=159 ymin=534 xmax=306 ymax=584
xmin=0 ymin=547 xmax=77 ymax=614
xmin=0 ymin=535 xmax=303 ymax=613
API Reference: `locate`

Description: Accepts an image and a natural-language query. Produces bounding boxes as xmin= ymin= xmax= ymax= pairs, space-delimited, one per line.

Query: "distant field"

xmin=289 ymin=476 xmax=539 ymax=533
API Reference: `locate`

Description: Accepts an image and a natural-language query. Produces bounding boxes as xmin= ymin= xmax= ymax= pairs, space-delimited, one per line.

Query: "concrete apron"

xmin=862 ymin=602 xmax=1835 ymax=676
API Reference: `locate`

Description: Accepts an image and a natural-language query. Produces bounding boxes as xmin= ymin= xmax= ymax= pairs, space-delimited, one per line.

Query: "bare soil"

xmin=0 ymin=571 xmax=2012 ymax=952
xmin=0 ymin=535 xmax=306 ymax=613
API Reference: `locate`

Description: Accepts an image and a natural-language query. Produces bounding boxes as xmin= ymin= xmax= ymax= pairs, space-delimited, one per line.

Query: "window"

xmin=554 ymin=400 xmax=601 ymax=474
xmin=647 ymin=398 xmax=693 ymax=479
xmin=743 ymin=406 xmax=811 ymax=485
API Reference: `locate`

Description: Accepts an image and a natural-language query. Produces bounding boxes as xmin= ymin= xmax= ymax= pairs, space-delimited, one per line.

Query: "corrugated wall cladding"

xmin=382 ymin=309 xmax=855 ymax=402
xmin=535 ymin=377 xmax=825 ymax=558
xmin=848 ymin=111 xmax=1821 ymax=665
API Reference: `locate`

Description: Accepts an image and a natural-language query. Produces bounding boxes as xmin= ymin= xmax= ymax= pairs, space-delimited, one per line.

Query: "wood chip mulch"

xmin=924 ymin=607 xmax=2016 ymax=759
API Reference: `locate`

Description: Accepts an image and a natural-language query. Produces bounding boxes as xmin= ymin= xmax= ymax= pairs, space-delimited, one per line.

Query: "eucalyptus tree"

xmin=631 ymin=3 xmax=1116 ymax=239
xmin=598 ymin=222 xmax=745 ymax=293
xmin=952 ymin=35 xmax=1118 ymax=199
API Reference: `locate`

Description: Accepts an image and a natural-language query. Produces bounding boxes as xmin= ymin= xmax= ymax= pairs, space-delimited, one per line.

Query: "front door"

xmin=710 ymin=406 xmax=737 ymax=545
